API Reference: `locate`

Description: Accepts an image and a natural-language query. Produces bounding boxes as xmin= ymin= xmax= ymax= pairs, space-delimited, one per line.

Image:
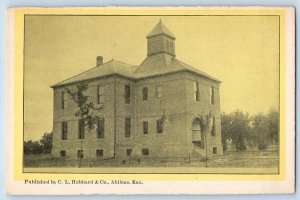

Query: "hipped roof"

xmin=146 ymin=20 xmax=176 ymax=39
xmin=51 ymin=54 xmax=221 ymax=88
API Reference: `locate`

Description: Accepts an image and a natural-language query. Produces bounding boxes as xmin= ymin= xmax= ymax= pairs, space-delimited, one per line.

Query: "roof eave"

xmin=135 ymin=69 xmax=221 ymax=83
xmin=146 ymin=33 xmax=176 ymax=40
xmin=51 ymin=69 xmax=221 ymax=89
xmin=51 ymin=73 xmax=137 ymax=89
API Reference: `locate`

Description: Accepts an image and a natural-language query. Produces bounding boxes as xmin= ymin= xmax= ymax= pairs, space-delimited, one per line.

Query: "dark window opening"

xmin=142 ymin=148 xmax=149 ymax=156
xmin=125 ymin=117 xmax=131 ymax=138
xmin=60 ymin=150 xmax=66 ymax=157
xmin=61 ymin=122 xmax=68 ymax=140
xmin=157 ymin=119 xmax=163 ymax=134
xmin=211 ymin=117 xmax=216 ymax=136
xmin=125 ymin=85 xmax=131 ymax=104
xmin=213 ymin=147 xmax=217 ymax=154
xmin=77 ymin=150 xmax=84 ymax=159
xmin=210 ymin=86 xmax=215 ymax=105
xmin=97 ymin=118 xmax=105 ymax=138
xmin=96 ymin=149 xmax=103 ymax=158
xmin=193 ymin=82 xmax=200 ymax=101
xmin=61 ymin=91 xmax=65 ymax=109
xmin=127 ymin=149 xmax=132 ymax=156
xmin=143 ymin=121 xmax=148 ymax=134
xmin=78 ymin=119 xmax=85 ymax=139
xmin=143 ymin=87 xmax=148 ymax=100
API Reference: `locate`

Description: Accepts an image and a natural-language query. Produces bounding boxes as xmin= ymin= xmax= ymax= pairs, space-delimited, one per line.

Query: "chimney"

xmin=96 ymin=56 xmax=103 ymax=66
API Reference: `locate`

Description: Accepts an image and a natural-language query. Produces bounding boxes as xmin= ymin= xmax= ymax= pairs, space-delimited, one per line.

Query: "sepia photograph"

xmin=23 ymin=14 xmax=280 ymax=172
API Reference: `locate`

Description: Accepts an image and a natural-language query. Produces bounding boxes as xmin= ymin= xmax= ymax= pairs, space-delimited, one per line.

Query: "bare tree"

xmin=65 ymin=82 xmax=103 ymax=167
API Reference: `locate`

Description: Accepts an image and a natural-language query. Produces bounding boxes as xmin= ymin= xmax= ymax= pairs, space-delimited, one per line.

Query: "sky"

xmin=24 ymin=15 xmax=279 ymax=141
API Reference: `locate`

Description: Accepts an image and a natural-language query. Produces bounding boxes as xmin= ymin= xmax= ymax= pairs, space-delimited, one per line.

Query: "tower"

xmin=146 ymin=20 xmax=176 ymax=57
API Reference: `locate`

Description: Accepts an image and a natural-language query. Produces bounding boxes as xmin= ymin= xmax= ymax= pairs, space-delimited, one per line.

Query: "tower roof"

xmin=147 ymin=20 xmax=176 ymax=39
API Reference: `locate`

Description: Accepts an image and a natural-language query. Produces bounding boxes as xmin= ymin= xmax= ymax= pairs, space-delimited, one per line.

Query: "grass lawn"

xmin=24 ymin=149 xmax=278 ymax=171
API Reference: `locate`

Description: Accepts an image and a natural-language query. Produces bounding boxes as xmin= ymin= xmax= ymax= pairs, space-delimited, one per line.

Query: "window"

xmin=166 ymin=40 xmax=170 ymax=52
xmin=125 ymin=85 xmax=130 ymax=104
xmin=157 ymin=119 xmax=163 ymax=134
xmin=61 ymin=122 xmax=68 ymax=140
xmin=156 ymin=85 xmax=162 ymax=98
xmin=97 ymin=85 xmax=104 ymax=104
xmin=60 ymin=150 xmax=66 ymax=157
xmin=210 ymin=86 xmax=215 ymax=105
xmin=170 ymin=42 xmax=174 ymax=53
xmin=127 ymin=149 xmax=132 ymax=156
xmin=77 ymin=150 xmax=84 ymax=159
xmin=142 ymin=148 xmax=149 ymax=156
xmin=143 ymin=121 xmax=148 ymax=134
xmin=150 ymin=43 xmax=155 ymax=54
xmin=96 ymin=149 xmax=103 ymax=158
xmin=211 ymin=117 xmax=216 ymax=136
xmin=143 ymin=87 xmax=148 ymax=100
xmin=97 ymin=118 xmax=105 ymax=138
xmin=125 ymin=117 xmax=131 ymax=138
xmin=61 ymin=91 xmax=65 ymax=109
xmin=213 ymin=147 xmax=217 ymax=154
xmin=193 ymin=82 xmax=200 ymax=101
xmin=78 ymin=119 xmax=85 ymax=139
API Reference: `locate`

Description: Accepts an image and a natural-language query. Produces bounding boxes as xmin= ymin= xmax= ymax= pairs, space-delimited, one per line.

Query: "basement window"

xmin=142 ymin=148 xmax=149 ymax=156
xmin=127 ymin=149 xmax=132 ymax=156
xmin=77 ymin=150 xmax=84 ymax=159
xmin=60 ymin=150 xmax=66 ymax=157
xmin=213 ymin=147 xmax=217 ymax=154
xmin=96 ymin=149 xmax=104 ymax=158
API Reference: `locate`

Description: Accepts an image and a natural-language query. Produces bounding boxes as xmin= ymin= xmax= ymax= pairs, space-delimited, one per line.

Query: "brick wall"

xmin=52 ymin=71 xmax=222 ymax=160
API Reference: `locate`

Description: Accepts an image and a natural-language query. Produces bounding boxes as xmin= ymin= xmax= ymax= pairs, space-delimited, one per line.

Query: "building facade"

xmin=51 ymin=21 xmax=223 ymax=161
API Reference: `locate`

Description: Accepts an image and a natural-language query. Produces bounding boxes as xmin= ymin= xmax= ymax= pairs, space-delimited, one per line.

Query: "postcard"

xmin=6 ymin=7 xmax=295 ymax=195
